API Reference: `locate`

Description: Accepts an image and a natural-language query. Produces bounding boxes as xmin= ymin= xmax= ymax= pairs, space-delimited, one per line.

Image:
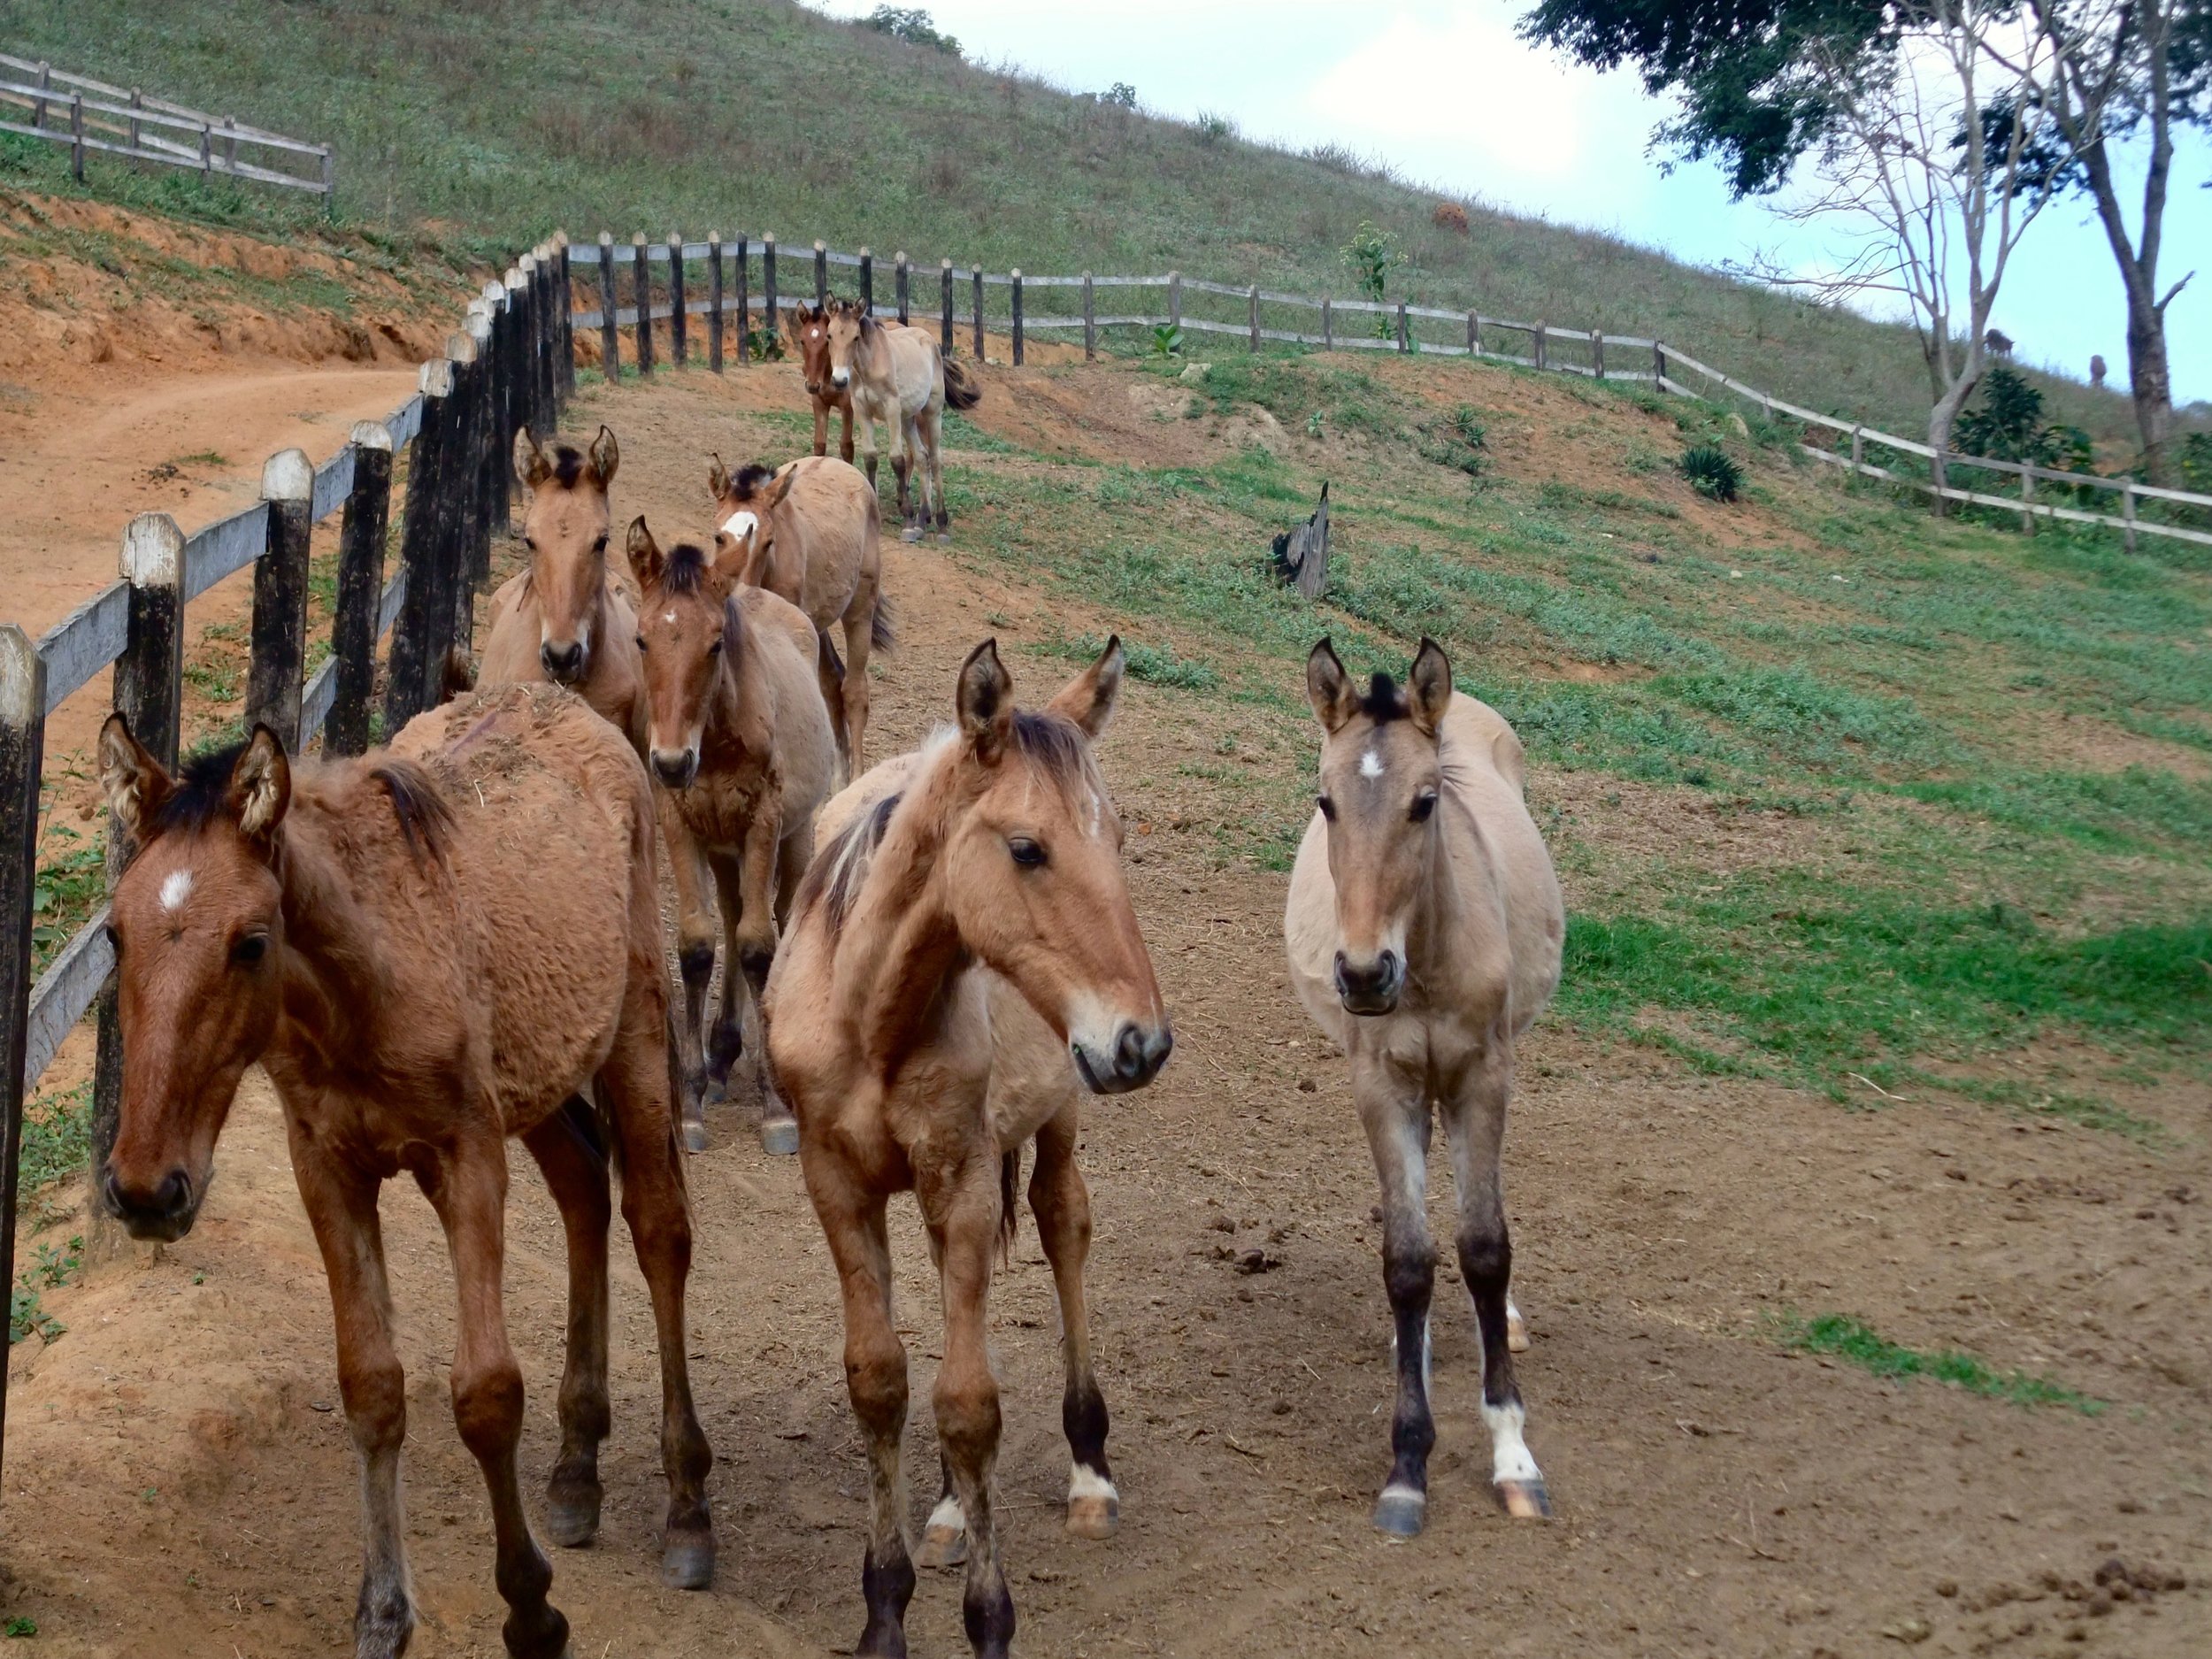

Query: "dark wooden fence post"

xmin=940 ymin=258 xmax=954 ymax=349
xmin=487 ymin=279 xmax=517 ymax=534
xmin=1250 ymin=285 xmax=1261 ymax=352
xmin=553 ymin=233 xmax=576 ymax=406
xmin=326 ymin=421 xmax=393 ymax=756
xmin=248 ymin=449 xmax=315 ymax=750
xmin=0 ymin=624 xmax=48 ymax=1483
xmin=1592 ymin=328 xmax=1605 ymax=380
xmin=385 ymin=360 xmax=451 ymax=735
xmin=532 ymin=249 xmax=557 ymax=431
xmin=763 ymin=234 xmax=778 ymax=342
xmin=1010 ymin=271 xmax=1024 ymax=365
xmin=1654 ymin=340 xmax=1667 ymax=388
xmin=1322 ymin=296 xmax=1332 ymax=351
xmin=439 ymin=329 xmax=484 ymax=657
xmin=814 ymin=240 xmax=828 ymax=306
xmin=596 ymin=233 xmax=620 ymax=378
xmin=1396 ymin=301 xmax=1409 ymax=353
xmin=631 ymin=234 xmax=654 ymax=378
xmin=735 ymin=236 xmax=750 ymax=364
xmin=707 ymin=234 xmax=725 ymax=372
xmin=1169 ymin=272 xmax=1181 ymax=331
xmin=96 ymin=512 xmax=186 ymax=1177
xmin=1083 ymin=273 xmax=1095 ymax=360
xmin=69 ymin=93 xmax=84 ymax=181
xmin=2123 ymin=480 xmax=2138 ymax=553
xmin=30 ymin=62 xmax=49 ymax=130
xmin=859 ymin=247 xmax=873 ymax=313
xmin=667 ymin=234 xmax=687 ymax=367
xmin=466 ymin=307 xmax=499 ymax=581
xmin=1467 ymin=309 xmax=1479 ymax=357
xmin=895 ymin=253 xmax=910 ymax=325
xmin=972 ymin=266 xmax=984 ymax=359
xmin=1533 ymin=322 xmax=1548 ymax=371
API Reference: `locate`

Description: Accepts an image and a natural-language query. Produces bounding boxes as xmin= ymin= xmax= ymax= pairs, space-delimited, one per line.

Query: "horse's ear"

xmin=1406 ymin=638 xmax=1453 ymax=737
xmin=956 ymin=639 xmax=1015 ymax=765
xmin=98 ymin=713 xmax=173 ymax=846
xmin=784 ymin=305 xmax=808 ymax=342
xmin=625 ymin=515 xmax=663 ymax=589
xmin=588 ymin=425 xmax=619 ymax=488
xmin=768 ymin=465 xmax=799 ymax=510
xmin=513 ymin=426 xmax=551 ymax=492
xmin=226 ymin=726 xmax=291 ymax=851
xmin=707 ymin=452 xmax=732 ymax=502
xmin=1046 ymin=634 xmax=1124 ymax=740
xmin=1306 ymin=637 xmax=1359 ymax=735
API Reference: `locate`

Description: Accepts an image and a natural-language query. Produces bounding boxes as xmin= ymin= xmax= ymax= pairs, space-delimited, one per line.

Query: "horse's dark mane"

xmin=1009 ymin=709 xmax=1097 ymax=788
xmin=798 ymin=791 xmax=902 ymax=940
xmin=369 ymin=761 xmax=454 ymax=864
xmin=549 ymin=443 xmax=588 ymax=488
xmin=732 ymin=463 xmax=778 ymax=502
xmin=148 ymin=739 xmax=449 ymax=864
xmin=150 ymin=740 xmax=252 ymax=836
xmin=1361 ymin=672 xmax=1408 ymax=724
xmin=660 ymin=541 xmax=714 ymax=595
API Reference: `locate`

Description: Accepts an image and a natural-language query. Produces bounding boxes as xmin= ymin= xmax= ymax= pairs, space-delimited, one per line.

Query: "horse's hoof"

xmin=758 ymin=1115 xmax=799 ymax=1156
xmin=1507 ymin=1309 xmax=1529 ymax=1353
xmin=662 ymin=1529 xmax=715 ymax=1591
xmin=543 ymin=1489 xmax=602 ymax=1548
xmin=681 ymin=1120 xmax=709 ymax=1155
xmin=900 ymin=526 xmax=925 ymax=544
xmin=1372 ymin=1486 xmax=1426 ymax=1538
xmin=915 ymin=1521 xmax=967 ymax=1570
xmin=1495 ymin=1477 xmax=1552 ymax=1520
xmin=1066 ymin=1492 xmax=1118 ymax=1540
xmin=936 ymin=531 xmax=951 ymax=545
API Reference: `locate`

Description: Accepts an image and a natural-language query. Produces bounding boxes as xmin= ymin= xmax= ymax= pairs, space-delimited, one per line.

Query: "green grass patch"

xmin=1028 ymin=634 xmax=1219 ymax=690
xmin=1771 ymin=1312 xmax=2101 ymax=1413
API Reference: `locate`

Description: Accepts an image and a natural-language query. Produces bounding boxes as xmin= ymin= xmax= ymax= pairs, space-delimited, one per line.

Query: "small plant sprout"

xmin=1306 ymin=411 xmax=1325 ymax=440
xmin=1196 ymin=111 xmax=1235 ymax=142
xmin=1680 ymin=442 xmax=1744 ymax=502
xmin=1150 ymin=323 xmax=1185 ymax=359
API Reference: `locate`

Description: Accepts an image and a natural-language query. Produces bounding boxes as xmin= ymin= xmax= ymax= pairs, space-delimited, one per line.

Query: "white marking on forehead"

xmin=663 ymin=610 xmax=678 ymax=624
xmin=1359 ymin=749 xmax=1384 ymax=780
xmin=720 ymin=510 xmax=759 ymax=544
xmin=159 ymin=869 xmax=192 ymax=914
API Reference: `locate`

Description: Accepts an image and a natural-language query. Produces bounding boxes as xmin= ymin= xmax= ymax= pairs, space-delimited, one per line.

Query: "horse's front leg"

xmin=289 ymin=1133 xmax=413 ymax=1659
xmin=417 ymin=1132 xmax=570 ymax=1659
xmin=813 ymin=395 xmax=830 ymax=458
xmin=1353 ymin=1046 xmax=1437 ymax=1537
xmin=520 ymin=1106 xmax=612 ymax=1546
xmin=713 ymin=802 xmax=791 ymax=1153
xmin=918 ymin=402 xmax=950 ymax=541
xmin=1030 ymin=1104 xmax=1119 ymax=1539
xmin=661 ymin=789 xmax=716 ymax=1148
xmin=1443 ymin=1039 xmax=1548 ymax=1517
xmin=839 ymin=396 xmax=856 ymax=465
xmin=926 ymin=1155 xmax=1018 ymax=1658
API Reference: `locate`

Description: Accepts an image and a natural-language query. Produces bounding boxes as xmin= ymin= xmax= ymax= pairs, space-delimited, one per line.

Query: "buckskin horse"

xmin=820 ymin=296 xmax=981 ymax=542
xmin=764 ymin=637 xmax=1171 ymax=1658
xmin=1284 ymin=637 xmax=1563 ymax=1536
xmin=96 ymin=683 xmax=714 ymax=1659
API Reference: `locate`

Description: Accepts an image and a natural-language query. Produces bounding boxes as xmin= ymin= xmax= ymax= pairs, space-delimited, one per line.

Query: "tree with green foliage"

xmin=1521 ymin=0 xmax=2211 ymax=484
xmin=1340 ymin=219 xmax=1405 ymax=338
xmin=862 ymin=6 xmax=961 ymax=58
xmin=1953 ymin=365 xmax=2095 ymax=470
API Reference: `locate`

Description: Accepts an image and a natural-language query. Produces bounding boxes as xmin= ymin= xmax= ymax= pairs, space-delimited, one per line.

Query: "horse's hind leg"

xmin=1031 ymin=1107 xmax=1118 ymax=1540
xmin=599 ymin=987 xmax=717 ymax=1587
xmin=1354 ymin=1052 xmax=1439 ymax=1538
xmin=419 ymin=1133 xmax=571 ymax=1658
xmin=521 ymin=1103 xmax=612 ymax=1547
xmin=660 ymin=787 xmax=716 ymax=1148
xmin=840 ymin=593 xmax=876 ymax=784
xmin=292 ymin=1145 xmax=415 ymax=1659
xmin=920 ymin=402 xmax=949 ymax=541
xmin=1444 ymin=1048 xmax=1548 ymax=1518
xmin=898 ymin=411 xmax=927 ymax=542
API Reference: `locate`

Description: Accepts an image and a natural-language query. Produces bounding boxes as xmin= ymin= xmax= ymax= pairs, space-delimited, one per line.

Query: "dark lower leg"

xmin=936 ymin=1197 xmax=1015 ymax=1658
xmin=834 ymin=1200 xmax=913 ymax=1658
xmin=1460 ymin=1210 xmax=1548 ymax=1516
xmin=1031 ymin=1120 xmax=1117 ymax=1535
xmin=522 ymin=1110 xmax=612 ymax=1546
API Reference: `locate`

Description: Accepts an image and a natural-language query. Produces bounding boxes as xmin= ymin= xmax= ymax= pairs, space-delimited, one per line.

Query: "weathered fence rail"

xmin=565 ymin=227 xmax=2212 ymax=552
xmin=0 ymin=52 xmax=333 ymax=202
xmin=0 ymin=235 xmax=575 ymax=1479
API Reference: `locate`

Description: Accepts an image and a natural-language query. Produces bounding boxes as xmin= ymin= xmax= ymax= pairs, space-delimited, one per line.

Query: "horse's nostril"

xmin=1115 ymin=1023 xmax=1145 ymax=1079
xmin=157 ymin=1169 xmax=191 ymax=1218
xmin=100 ymin=1170 xmax=126 ymax=1217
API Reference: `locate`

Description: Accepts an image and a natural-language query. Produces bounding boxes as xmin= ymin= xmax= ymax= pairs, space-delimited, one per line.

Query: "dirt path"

xmin=3 ymin=373 xmax=2207 ymax=1658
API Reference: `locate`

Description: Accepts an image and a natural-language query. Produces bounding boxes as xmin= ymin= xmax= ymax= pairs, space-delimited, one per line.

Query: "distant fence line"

xmin=0 ymin=51 xmax=334 ymax=204
xmin=569 ymin=227 xmax=2212 ymax=555
xmin=0 ymin=237 xmax=576 ymax=1479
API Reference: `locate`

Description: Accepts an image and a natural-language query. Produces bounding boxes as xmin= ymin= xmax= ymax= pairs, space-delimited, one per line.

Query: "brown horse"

xmin=788 ymin=300 xmax=856 ymax=468
xmin=628 ymin=519 xmax=837 ymax=1154
xmin=1284 ymin=638 xmax=1564 ymax=1536
xmin=96 ymin=684 xmax=714 ymax=1659
xmin=764 ymin=638 xmax=1171 ymax=1659
xmin=709 ymin=452 xmax=889 ymax=786
xmin=821 ymin=297 xmax=981 ymax=543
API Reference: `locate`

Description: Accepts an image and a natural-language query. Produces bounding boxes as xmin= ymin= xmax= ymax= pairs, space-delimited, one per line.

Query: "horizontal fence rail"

xmin=564 ymin=227 xmax=2212 ymax=552
xmin=0 ymin=53 xmax=333 ymax=201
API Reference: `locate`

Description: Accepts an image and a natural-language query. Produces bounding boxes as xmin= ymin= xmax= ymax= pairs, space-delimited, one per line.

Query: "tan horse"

xmin=822 ymin=296 xmax=981 ymax=542
xmin=96 ymin=684 xmax=714 ymax=1659
xmin=764 ymin=638 xmax=1171 ymax=1659
xmin=1285 ymin=637 xmax=1563 ymax=1536
xmin=787 ymin=300 xmax=856 ymax=468
xmin=628 ymin=519 xmax=836 ymax=1154
xmin=709 ymin=452 xmax=889 ymax=787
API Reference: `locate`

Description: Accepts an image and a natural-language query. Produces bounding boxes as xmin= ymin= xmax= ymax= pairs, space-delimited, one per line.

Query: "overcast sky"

xmin=812 ymin=0 xmax=2208 ymax=404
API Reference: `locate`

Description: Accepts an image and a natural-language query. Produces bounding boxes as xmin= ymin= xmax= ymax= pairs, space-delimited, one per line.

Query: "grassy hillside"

xmin=0 ymin=0 xmax=2154 ymax=449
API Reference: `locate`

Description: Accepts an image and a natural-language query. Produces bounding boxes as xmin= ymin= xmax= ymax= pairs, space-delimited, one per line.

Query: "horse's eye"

xmin=1410 ymin=791 xmax=1438 ymax=823
xmin=635 ymin=635 xmax=648 ymax=652
xmin=708 ymin=637 xmax=723 ymax=657
xmin=523 ymin=536 xmax=539 ymax=553
xmin=1317 ymin=795 xmax=1336 ymax=821
xmin=1009 ymin=837 xmax=1047 ymax=868
xmin=234 ymin=933 xmax=269 ymax=965
xmin=103 ymin=923 xmax=121 ymax=956
xmin=592 ymin=534 xmax=609 ymax=555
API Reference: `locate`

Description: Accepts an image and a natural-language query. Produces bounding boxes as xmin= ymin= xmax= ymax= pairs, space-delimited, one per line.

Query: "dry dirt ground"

xmin=3 ymin=368 xmax=2208 ymax=1659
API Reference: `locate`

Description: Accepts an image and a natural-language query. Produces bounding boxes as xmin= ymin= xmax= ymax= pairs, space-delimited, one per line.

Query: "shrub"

xmin=1102 ymin=81 xmax=1138 ymax=110
xmin=1150 ymin=323 xmax=1184 ymax=359
xmin=1196 ymin=111 xmax=1235 ymax=142
xmin=1954 ymin=366 xmax=2094 ymax=473
xmin=862 ymin=6 xmax=961 ymax=56
xmin=1681 ymin=442 xmax=1744 ymax=502
xmin=1432 ymin=201 xmax=1471 ymax=235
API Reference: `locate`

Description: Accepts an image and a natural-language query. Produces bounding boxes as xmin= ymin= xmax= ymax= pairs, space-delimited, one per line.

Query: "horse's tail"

xmin=998 ymin=1144 xmax=1023 ymax=1267
xmin=816 ymin=626 xmax=848 ymax=741
xmin=872 ymin=591 xmax=896 ymax=654
xmin=440 ymin=647 xmax=479 ymax=703
xmin=941 ymin=355 xmax=982 ymax=411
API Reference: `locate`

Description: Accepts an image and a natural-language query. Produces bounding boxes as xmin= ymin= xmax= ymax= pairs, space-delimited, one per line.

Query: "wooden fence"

xmin=569 ymin=228 xmax=2212 ymax=555
xmin=0 ymin=235 xmax=575 ymax=1479
xmin=0 ymin=52 xmax=334 ymax=203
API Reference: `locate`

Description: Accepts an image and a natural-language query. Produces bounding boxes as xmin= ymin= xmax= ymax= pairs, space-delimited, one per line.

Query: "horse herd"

xmin=87 ymin=322 xmax=1564 ymax=1658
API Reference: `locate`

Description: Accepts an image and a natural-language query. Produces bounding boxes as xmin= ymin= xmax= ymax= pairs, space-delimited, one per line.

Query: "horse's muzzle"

xmin=1334 ymin=949 xmax=1403 ymax=1017
xmin=541 ymin=639 xmax=588 ymax=684
xmin=651 ymin=748 xmax=700 ymax=790
xmin=830 ymin=369 xmax=850 ymax=389
xmin=101 ymin=1164 xmax=200 ymax=1242
xmin=1071 ymin=1022 xmax=1173 ymax=1095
